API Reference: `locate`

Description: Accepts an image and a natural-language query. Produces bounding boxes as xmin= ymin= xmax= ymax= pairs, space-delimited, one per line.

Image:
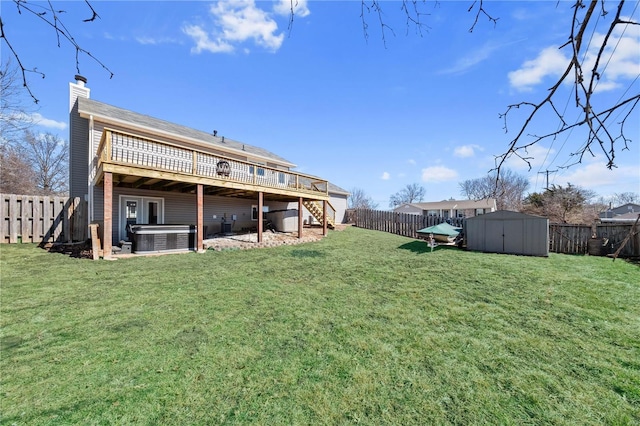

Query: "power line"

xmin=538 ymin=169 xmax=558 ymax=191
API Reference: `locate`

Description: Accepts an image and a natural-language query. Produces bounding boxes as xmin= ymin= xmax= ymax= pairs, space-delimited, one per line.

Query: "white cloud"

xmin=421 ymin=166 xmax=458 ymax=182
xmin=554 ymin=161 xmax=640 ymax=197
xmin=6 ymin=113 xmax=67 ymax=131
xmin=407 ymin=159 xmax=416 ymax=165
xmin=273 ymin=0 xmax=310 ymax=17
xmin=508 ymin=47 xmax=569 ymax=91
xmin=440 ymin=39 xmax=525 ymax=75
xmin=136 ymin=36 xmax=180 ymax=46
xmin=183 ymin=0 xmax=289 ymax=54
xmin=454 ymin=144 xmax=482 ymax=158
xmin=381 ymin=172 xmax=390 ymax=180
xmin=509 ymin=22 xmax=640 ymax=92
xmin=5 ymin=112 xmax=85 ymax=132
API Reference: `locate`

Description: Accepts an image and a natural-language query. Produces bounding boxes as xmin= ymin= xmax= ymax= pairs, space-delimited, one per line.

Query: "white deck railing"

xmin=95 ymin=129 xmax=329 ymax=197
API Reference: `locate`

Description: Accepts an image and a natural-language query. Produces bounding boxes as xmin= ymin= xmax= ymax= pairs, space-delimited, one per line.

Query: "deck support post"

xmin=197 ymin=184 xmax=203 ymax=252
xmin=103 ymin=172 xmax=113 ymax=259
xmin=298 ymin=197 xmax=304 ymax=239
xmin=323 ymin=199 xmax=328 ymax=236
xmin=257 ymin=192 xmax=263 ymax=243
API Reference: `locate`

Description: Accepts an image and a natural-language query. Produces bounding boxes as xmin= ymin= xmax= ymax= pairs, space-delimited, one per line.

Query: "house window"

xmin=249 ymin=165 xmax=265 ymax=177
xmin=426 ymin=210 xmax=438 ymax=216
xmin=476 ymin=208 xmax=485 ymax=215
xmin=251 ymin=204 xmax=269 ymax=221
xmin=278 ymin=172 xmax=286 ymax=185
xmin=148 ymin=201 xmax=159 ymax=224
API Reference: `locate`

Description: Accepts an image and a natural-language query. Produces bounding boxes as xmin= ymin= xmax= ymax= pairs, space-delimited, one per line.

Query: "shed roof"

xmin=466 ymin=210 xmax=547 ymax=221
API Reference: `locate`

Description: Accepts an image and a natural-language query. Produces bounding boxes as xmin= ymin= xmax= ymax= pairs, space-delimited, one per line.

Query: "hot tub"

xmin=128 ymin=224 xmax=196 ymax=253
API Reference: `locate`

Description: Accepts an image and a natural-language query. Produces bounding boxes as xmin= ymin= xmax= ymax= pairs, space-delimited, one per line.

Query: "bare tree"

xmin=389 ymin=183 xmax=425 ymax=208
xmin=0 ymin=0 xmax=112 ymax=103
xmin=348 ymin=187 xmax=379 ymax=209
xmin=0 ymin=143 xmax=36 ymax=194
xmin=523 ymin=183 xmax=597 ymax=223
xmin=611 ymin=192 xmax=640 ymax=206
xmin=459 ymin=169 xmax=530 ymax=211
xmin=22 ymin=130 xmax=69 ymax=195
xmin=0 ymin=59 xmax=39 ymax=194
xmin=0 ymin=60 xmax=34 ymax=144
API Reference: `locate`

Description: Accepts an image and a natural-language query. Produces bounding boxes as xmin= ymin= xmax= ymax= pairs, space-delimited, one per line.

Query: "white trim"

xmin=89 ymin=114 xmax=94 ymax=223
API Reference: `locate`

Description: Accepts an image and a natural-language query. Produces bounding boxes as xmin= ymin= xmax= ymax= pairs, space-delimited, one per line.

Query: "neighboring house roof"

xmin=600 ymin=212 xmax=640 ymax=222
xmin=396 ymin=198 xmax=497 ymax=212
xmin=599 ymin=203 xmax=640 ymax=218
xmin=328 ymin=183 xmax=349 ymax=196
xmin=77 ymin=97 xmax=296 ymax=168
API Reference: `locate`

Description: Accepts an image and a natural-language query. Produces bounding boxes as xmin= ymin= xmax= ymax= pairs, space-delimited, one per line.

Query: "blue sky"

xmin=3 ymin=0 xmax=639 ymax=207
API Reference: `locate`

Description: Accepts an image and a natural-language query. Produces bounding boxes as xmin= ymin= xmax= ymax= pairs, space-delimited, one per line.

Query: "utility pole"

xmin=538 ymin=169 xmax=557 ymax=190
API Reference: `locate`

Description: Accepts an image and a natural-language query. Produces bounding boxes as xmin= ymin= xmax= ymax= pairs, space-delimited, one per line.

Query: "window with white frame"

xmin=249 ymin=165 xmax=265 ymax=177
xmin=251 ymin=204 xmax=269 ymax=221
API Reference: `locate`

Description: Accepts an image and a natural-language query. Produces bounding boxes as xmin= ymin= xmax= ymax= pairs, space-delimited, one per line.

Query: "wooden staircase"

xmin=303 ymin=200 xmax=335 ymax=229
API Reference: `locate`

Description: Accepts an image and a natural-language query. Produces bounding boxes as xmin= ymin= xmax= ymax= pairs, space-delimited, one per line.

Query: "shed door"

xmin=503 ymin=220 xmax=524 ymax=254
xmin=485 ymin=220 xmax=504 ymax=253
xmin=483 ymin=219 xmax=525 ymax=254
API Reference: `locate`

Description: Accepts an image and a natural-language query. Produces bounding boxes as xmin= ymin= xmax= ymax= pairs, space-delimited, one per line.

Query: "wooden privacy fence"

xmin=350 ymin=208 xmax=639 ymax=257
xmin=1 ymin=194 xmax=88 ymax=244
xmin=549 ymin=222 xmax=640 ymax=257
xmin=349 ymin=208 xmax=463 ymax=239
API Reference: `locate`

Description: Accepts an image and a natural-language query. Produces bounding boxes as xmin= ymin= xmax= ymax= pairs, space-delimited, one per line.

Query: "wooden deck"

xmin=93 ymin=128 xmax=330 ymax=201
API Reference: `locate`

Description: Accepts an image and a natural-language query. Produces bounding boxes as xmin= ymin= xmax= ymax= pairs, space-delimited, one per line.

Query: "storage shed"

xmin=465 ymin=211 xmax=549 ymax=257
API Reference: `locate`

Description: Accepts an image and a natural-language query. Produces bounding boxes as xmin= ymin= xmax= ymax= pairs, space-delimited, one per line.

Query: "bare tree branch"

xmin=0 ymin=0 xmax=113 ymax=103
xmin=495 ymin=0 xmax=638 ymax=175
xmin=468 ymin=0 xmax=499 ymax=32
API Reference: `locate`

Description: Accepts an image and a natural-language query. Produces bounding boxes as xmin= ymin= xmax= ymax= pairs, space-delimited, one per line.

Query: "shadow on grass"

xmin=289 ymin=249 xmax=326 ymax=258
xmin=398 ymin=241 xmax=462 ymax=254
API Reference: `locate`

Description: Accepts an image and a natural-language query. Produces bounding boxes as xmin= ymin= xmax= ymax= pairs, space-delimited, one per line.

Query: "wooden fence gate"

xmin=1 ymin=194 xmax=88 ymax=244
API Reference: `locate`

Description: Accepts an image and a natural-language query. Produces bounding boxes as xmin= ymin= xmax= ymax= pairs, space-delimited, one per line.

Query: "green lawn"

xmin=1 ymin=226 xmax=639 ymax=425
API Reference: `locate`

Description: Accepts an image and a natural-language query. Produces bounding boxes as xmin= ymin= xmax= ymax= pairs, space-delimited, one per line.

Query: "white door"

xmin=121 ymin=197 xmax=141 ymax=241
xmin=119 ymin=196 xmax=164 ymax=241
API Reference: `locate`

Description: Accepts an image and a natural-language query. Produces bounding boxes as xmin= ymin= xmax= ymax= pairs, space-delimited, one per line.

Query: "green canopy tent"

xmin=417 ymin=222 xmax=463 ymax=243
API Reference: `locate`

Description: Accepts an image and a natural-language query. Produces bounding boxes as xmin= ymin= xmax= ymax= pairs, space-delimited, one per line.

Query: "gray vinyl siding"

xmin=331 ymin=194 xmax=348 ymax=223
xmin=297 ymin=194 xmax=349 ymax=224
xmin=69 ymin=100 xmax=89 ymax=199
xmin=94 ymin=185 xmax=291 ymax=245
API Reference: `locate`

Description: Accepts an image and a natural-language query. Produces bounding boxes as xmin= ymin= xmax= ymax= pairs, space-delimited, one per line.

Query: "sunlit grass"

xmin=1 ymin=227 xmax=639 ymax=424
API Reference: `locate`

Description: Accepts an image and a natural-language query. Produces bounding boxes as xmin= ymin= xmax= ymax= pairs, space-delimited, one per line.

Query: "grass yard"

xmin=1 ymin=226 xmax=639 ymax=425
